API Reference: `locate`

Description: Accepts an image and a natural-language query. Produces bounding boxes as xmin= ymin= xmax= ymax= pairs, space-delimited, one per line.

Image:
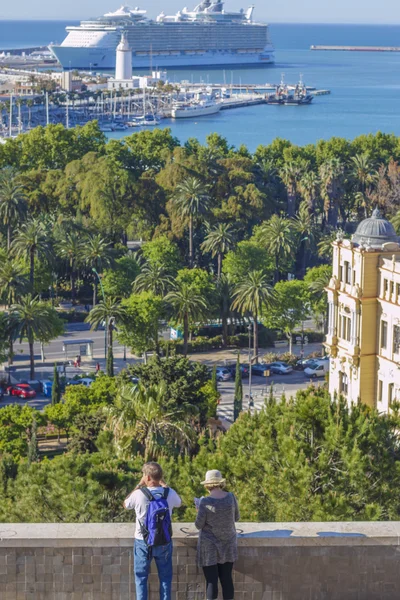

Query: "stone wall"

xmin=0 ymin=522 xmax=400 ymax=599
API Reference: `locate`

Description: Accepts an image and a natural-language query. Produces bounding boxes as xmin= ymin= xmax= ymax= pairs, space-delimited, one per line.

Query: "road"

xmin=5 ymin=324 xmax=324 ymax=422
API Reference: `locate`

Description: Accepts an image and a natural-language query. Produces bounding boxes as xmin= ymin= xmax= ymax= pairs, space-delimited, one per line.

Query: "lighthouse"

xmin=115 ymin=32 xmax=132 ymax=81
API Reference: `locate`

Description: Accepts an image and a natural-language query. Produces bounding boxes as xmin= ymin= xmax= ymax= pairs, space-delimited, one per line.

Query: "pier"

xmin=311 ymin=45 xmax=400 ymax=52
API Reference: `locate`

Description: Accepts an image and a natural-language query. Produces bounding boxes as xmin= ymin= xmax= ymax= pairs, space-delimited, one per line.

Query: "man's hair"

xmin=142 ymin=462 xmax=163 ymax=482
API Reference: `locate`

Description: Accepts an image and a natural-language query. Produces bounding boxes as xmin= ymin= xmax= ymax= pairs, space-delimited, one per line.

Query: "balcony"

xmin=1 ymin=522 xmax=399 ymax=599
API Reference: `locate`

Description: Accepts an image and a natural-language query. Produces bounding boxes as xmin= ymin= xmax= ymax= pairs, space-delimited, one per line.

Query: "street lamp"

xmin=92 ymin=268 xmax=107 ymax=361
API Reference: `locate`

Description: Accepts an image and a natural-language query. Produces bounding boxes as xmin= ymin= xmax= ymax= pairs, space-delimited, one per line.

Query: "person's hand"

xmin=134 ymin=476 xmax=147 ymax=490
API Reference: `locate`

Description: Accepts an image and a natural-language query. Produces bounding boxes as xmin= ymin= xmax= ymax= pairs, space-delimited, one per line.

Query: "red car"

xmin=7 ymin=384 xmax=36 ymax=399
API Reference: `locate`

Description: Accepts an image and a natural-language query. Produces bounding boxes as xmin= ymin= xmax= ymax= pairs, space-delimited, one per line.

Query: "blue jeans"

xmin=134 ymin=539 xmax=173 ymax=600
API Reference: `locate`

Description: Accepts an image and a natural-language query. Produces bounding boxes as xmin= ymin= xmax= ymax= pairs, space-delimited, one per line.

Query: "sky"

xmin=1 ymin=0 xmax=399 ymax=22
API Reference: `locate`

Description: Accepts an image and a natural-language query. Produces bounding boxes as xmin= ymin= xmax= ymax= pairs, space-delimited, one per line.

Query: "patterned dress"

xmin=195 ymin=492 xmax=240 ymax=567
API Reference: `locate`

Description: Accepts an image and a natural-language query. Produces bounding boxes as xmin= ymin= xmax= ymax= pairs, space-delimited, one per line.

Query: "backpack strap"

xmin=163 ymin=487 xmax=170 ymax=500
xmin=140 ymin=487 xmax=154 ymax=502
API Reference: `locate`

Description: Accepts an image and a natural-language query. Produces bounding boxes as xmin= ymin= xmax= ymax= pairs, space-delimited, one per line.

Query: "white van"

xmin=304 ymin=359 xmax=329 ymax=379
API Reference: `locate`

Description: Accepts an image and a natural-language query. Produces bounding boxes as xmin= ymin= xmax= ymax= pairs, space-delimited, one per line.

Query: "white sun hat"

xmin=201 ymin=469 xmax=226 ymax=486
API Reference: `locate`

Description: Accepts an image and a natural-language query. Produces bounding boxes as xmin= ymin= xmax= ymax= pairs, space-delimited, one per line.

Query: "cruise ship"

xmin=49 ymin=1 xmax=274 ymax=70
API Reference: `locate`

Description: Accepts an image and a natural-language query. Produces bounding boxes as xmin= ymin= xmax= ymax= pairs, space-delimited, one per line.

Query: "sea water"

xmin=1 ymin=21 xmax=400 ymax=149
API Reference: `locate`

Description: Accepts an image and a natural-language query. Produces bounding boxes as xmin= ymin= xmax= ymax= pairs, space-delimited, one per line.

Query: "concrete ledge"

xmin=0 ymin=521 xmax=399 ymax=547
xmin=1 ymin=523 xmax=400 ymax=599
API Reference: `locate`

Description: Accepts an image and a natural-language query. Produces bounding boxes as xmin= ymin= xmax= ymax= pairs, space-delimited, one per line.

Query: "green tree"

xmin=211 ymin=364 xmax=218 ymax=392
xmin=264 ymin=280 xmax=310 ymax=353
xmin=57 ymin=230 xmax=84 ymax=303
xmin=133 ymin=262 xmax=173 ymax=296
xmin=0 ymin=259 xmax=28 ymax=307
xmin=319 ymin=157 xmax=345 ymax=228
xmin=233 ymin=354 xmax=243 ymax=421
xmin=292 ymin=201 xmax=318 ymax=277
xmin=86 ymin=298 xmax=127 ymax=377
xmin=141 ymin=236 xmax=181 ymax=276
xmin=0 ymin=169 xmax=27 ymax=250
xmin=10 ymin=296 xmax=61 ymax=379
xmin=27 ymin=418 xmax=39 ymax=465
xmin=119 ymin=291 xmax=165 ymax=356
xmin=165 ymin=282 xmax=208 ymax=356
xmin=201 ymin=223 xmax=235 ymax=278
xmin=256 ymin=215 xmax=295 ymax=282
xmin=172 ymin=177 xmax=210 ymax=267
xmin=12 ymin=218 xmax=51 ymax=289
xmin=105 ymin=382 xmax=193 ymax=460
xmin=222 ymin=240 xmax=273 ymax=285
xmin=81 ymin=234 xmax=112 ymax=307
xmin=279 ymin=160 xmax=304 ymax=217
xmin=304 ymin=264 xmax=332 ymax=331
xmin=52 ymin=362 xmax=61 ymax=405
xmin=102 ymin=254 xmax=140 ymax=298
xmin=45 ymin=402 xmax=73 ymax=442
xmin=231 ymin=270 xmax=275 ymax=360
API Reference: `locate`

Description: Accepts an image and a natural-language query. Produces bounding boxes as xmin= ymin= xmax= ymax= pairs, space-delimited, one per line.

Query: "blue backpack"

xmin=140 ymin=487 xmax=172 ymax=547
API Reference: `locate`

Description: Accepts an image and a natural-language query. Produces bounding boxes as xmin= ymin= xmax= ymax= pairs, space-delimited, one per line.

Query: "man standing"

xmin=124 ymin=462 xmax=181 ymax=600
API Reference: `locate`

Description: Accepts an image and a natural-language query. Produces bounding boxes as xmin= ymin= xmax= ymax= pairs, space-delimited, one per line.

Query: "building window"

xmin=378 ymin=380 xmax=383 ymax=403
xmin=339 ymin=315 xmax=351 ymax=342
xmin=381 ymin=320 xmax=388 ymax=350
xmin=339 ymin=372 xmax=348 ymax=395
xmin=352 ymin=270 xmax=356 ymax=285
xmin=390 ymin=281 xmax=394 ymax=299
xmin=344 ymin=261 xmax=351 ymax=284
xmin=393 ymin=325 xmax=400 ymax=354
xmin=396 ymin=283 xmax=400 ymax=302
xmin=383 ymin=278 xmax=388 ymax=296
xmin=339 ymin=265 xmax=343 ymax=282
xmin=389 ymin=383 xmax=394 ymax=407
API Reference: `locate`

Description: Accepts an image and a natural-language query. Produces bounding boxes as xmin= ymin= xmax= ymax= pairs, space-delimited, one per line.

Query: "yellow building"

xmin=325 ymin=208 xmax=400 ymax=411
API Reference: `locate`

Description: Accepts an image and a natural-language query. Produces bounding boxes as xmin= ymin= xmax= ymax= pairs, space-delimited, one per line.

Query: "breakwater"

xmin=311 ymin=45 xmax=400 ymax=52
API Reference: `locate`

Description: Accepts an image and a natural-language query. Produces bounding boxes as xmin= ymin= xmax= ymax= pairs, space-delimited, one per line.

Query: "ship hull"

xmin=49 ymin=46 xmax=275 ymax=70
xmin=171 ymin=104 xmax=221 ymax=118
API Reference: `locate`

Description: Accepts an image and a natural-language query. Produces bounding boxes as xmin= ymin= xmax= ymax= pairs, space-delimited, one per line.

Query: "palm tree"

xmin=12 ymin=219 xmax=51 ymax=289
xmin=133 ymin=262 xmax=173 ymax=296
xmin=259 ymin=215 xmax=294 ymax=283
xmin=0 ymin=169 xmax=27 ymax=250
xmin=279 ymin=161 xmax=304 ymax=217
xmin=292 ymin=201 xmax=317 ymax=277
xmin=172 ymin=177 xmax=210 ymax=266
xmin=216 ymin=274 xmax=232 ymax=348
xmin=201 ymin=223 xmax=235 ymax=278
xmin=105 ymin=382 xmax=193 ymax=460
xmin=81 ymin=234 xmax=112 ymax=307
xmin=86 ymin=298 xmax=127 ymax=376
xmin=10 ymin=295 xmax=54 ymax=379
xmin=351 ymin=153 xmax=377 ymax=218
xmin=298 ymin=171 xmax=320 ymax=214
xmin=319 ymin=158 xmax=345 ymax=228
xmin=165 ymin=282 xmax=208 ymax=356
xmin=57 ymin=231 xmax=84 ymax=302
xmin=231 ymin=270 xmax=275 ymax=361
xmin=0 ymin=259 xmax=29 ymax=307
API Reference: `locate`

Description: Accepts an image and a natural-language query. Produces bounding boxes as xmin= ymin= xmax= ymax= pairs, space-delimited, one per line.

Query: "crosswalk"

xmin=217 ymin=388 xmax=288 ymax=422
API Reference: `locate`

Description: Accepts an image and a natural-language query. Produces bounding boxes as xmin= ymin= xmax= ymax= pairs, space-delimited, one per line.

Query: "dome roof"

xmin=352 ymin=208 xmax=399 ymax=248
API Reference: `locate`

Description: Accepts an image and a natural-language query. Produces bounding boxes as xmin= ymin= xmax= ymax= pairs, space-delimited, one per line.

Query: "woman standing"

xmin=195 ymin=470 xmax=240 ymax=600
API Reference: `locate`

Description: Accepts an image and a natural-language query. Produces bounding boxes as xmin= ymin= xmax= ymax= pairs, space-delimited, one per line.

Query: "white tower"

xmin=115 ymin=32 xmax=132 ymax=80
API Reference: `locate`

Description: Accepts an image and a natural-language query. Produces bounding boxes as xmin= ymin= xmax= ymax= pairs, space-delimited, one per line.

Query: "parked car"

xmin=304 ymin=360 xmax=329 ymax=378
xmin=226 ymin=363 xmax=249 ymax=378
xmin=6 ymin=384 xmax=36 ymax=399
xmin=294 ymin=358 xmax=317 ymax=371
xmin=216 ymin=367 xmax=232 ymax=382
xmin=251 ymin=363 xmax=271 ymax=376
xmin=269 ymin=362 xmax=293 ymax=375
xmin=66 ymin=377 xmax=94 ymax=387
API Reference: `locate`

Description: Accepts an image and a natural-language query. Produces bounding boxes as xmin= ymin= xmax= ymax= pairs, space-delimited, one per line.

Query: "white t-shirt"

xmin=124 ymin=486 xmax=182 ymax=540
